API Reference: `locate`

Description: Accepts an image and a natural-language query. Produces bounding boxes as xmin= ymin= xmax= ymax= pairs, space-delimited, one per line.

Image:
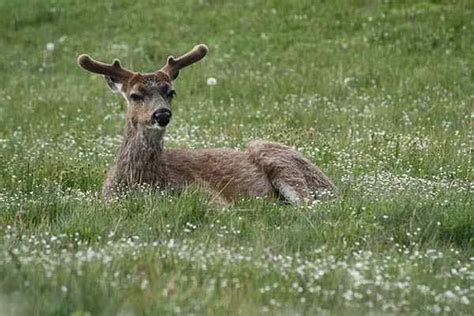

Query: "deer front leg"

xmin=195 ymin=180 xmax=231 ymax=208
xmin=102 ymin=166 xmax=119 ymax=200
xmin=208 ymin=191 xmax=231 ymax=208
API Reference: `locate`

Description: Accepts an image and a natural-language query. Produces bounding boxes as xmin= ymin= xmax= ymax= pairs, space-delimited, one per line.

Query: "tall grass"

xmin=0 ymin=1 xmax=472 ymax=314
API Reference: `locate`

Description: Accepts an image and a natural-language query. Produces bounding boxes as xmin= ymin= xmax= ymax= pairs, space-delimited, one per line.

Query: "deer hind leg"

xmin=271 ymin=175 xmax=312 ymax=204
xmin=246 ymin=139 xmax=337 ymax=204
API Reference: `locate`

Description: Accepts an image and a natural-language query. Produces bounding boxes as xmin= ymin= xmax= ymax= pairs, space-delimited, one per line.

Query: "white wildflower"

xmin=207 ymin=77 xmax=217 ymax=86
xmin=46 ymin=42 xmax=55 ymax=52
xmin=140 ymin=279 xmax=149 ymax=290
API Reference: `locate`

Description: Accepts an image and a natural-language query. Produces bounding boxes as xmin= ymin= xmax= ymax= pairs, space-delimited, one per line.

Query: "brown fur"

xmin=78 ymin=44 xmax=338 ymax=205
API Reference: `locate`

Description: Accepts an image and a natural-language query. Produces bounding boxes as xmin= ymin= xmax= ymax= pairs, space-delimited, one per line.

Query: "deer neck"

xmin=114 ymin=122 xmax=166 ymax=185
xmin=121 ymin=121 xmax=165 ymax=149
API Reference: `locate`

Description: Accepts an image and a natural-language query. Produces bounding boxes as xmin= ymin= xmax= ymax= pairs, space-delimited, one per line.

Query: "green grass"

xmin=0 ymin=0 xmax=473 ymax=314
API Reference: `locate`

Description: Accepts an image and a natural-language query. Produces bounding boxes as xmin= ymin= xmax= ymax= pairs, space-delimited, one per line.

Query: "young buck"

xmin=77 ymin=44 xmax=337 ymax=205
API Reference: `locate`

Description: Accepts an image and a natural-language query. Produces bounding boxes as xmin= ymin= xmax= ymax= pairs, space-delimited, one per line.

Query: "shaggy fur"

xmin=78 ymin=44 xmax=338 ymax=205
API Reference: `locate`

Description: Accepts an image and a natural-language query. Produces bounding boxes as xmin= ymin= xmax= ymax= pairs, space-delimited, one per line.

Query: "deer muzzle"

xmin=152 ymin=108 xmax=172 ymax=127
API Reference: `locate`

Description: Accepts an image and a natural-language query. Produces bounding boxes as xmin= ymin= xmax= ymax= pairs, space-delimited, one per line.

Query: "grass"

xmin=0 ymin=0 xmax=473 ymax=314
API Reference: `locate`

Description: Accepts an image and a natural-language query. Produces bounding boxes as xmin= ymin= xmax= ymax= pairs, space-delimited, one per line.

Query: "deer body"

xmin=104 ymin=123 xmax=274 ymax=200
xmin=78 ymin=45 xmax=337 ymax=205
xmin=105 ymin=138 xmax=275 ymax=202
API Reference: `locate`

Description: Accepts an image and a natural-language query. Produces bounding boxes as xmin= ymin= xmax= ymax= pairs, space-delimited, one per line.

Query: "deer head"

xmin=77 ymin=44 xmax=208 ymax=136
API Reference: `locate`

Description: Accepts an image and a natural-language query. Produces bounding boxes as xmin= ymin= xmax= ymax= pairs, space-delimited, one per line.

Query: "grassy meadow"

xmin=0 ymin=0 xmax=473 ymax=314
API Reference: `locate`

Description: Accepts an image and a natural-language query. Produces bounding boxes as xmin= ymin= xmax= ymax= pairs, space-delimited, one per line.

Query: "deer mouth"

xmin=147 ymin=122 xmax=167 ymax=130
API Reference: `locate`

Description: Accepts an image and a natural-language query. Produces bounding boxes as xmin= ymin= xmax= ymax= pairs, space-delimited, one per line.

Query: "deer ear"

xmin=104 ymin=75 xmax=123 ymax=93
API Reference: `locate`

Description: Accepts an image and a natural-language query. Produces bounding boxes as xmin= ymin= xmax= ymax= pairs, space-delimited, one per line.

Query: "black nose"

xmin=152 ymin=108 xmax=172 ymax=127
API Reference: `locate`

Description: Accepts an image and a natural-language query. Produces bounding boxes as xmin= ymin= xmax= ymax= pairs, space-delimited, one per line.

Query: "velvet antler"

xmin=158 ymin=44 xmax=208 ymax=80
xmin=77 ymin=54 xmax=134 ymax=81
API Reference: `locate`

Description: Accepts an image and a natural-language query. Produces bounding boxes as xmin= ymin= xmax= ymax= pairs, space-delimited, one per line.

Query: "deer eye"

xmin=130 ymin=93 xmax=144 ymax=102
xmin=166 ymin=90 xmax=176 ymax=101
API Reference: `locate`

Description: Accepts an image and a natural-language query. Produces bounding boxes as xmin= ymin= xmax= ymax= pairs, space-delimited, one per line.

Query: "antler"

xmin=77 ymin=54 xmax=134 ymax=81
xmin=158 ymin=44 xmax=208 ymax=80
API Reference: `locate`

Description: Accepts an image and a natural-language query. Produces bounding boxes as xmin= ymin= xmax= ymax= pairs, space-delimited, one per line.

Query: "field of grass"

xmin=0 ymin=0 xmax=473 ymax=314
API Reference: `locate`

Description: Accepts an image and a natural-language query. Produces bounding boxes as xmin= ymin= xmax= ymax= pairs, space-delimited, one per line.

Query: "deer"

xmin=77 ymin=44 xmax=338 ymax=206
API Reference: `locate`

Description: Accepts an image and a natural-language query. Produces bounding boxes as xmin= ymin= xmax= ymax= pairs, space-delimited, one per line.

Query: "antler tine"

xmin=159 ymin=44 xmax=208 ymax=80
xmin=77 ymin=54 xmax=134 ymax=80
